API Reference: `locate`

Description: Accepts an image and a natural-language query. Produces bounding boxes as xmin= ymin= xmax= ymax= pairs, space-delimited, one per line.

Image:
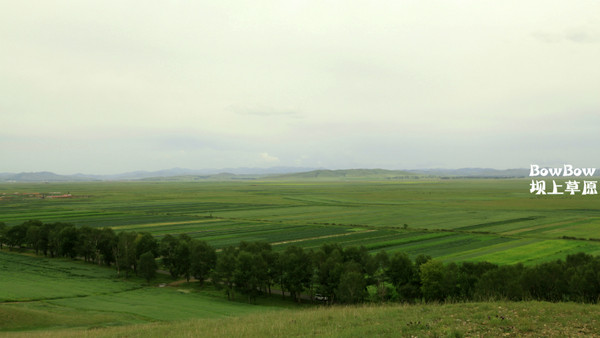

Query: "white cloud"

xmin=260 ymin=153 xmax=280 ymax=163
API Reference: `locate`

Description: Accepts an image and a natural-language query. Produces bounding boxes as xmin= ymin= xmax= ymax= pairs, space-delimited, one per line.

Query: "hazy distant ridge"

xmin=408 ymin=168 xmax=530 ymax=177
xmin=0 ymin=167 xmax=320 ymax=182
xmin=0 ymin=167 xmax=538 ymax=182
xmin=268 ymin=169 xmax=419 ymax=180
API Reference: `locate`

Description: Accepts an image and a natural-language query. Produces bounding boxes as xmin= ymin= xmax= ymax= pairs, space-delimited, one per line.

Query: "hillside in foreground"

xmin=5 ymin=301 xmax=600 ymax=337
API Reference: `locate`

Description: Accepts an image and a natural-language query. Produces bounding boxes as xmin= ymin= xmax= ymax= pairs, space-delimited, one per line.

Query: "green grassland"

xmin=4 ymin=300 xmax=600 ymax=337
xmin=0 ymin=250 xmax=299 ymax=332
xmin=2 ymin=179 xmax=600 ymax=264
xmin=3 ymin=178 xmax=600 ymax=335
xmin=3 ymin=250 xmax=600 ymax=336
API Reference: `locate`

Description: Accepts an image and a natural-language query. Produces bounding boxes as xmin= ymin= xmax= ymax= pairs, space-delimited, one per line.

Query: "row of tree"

xmin=2 ymin=220 xmax=600 ymax=304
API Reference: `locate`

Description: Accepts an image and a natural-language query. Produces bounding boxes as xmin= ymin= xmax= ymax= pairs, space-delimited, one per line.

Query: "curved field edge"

xmin=3 ymin=301 xmax=600 ymax=337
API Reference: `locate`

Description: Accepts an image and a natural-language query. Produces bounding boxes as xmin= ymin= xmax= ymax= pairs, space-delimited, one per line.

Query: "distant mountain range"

xmin=0 ymin=171 xmax=93 ymax=182
xmin=0 ymin=167 xmax=320 ymax=182
xmin=268 ymin=169 xmax=419 ymax=180
xmin=0 ymin=167 xmax=535 ymax=182
xmin=405 ymin=168 xmax=530 ymax=178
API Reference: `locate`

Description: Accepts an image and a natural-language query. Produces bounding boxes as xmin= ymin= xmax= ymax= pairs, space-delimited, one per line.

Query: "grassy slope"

xmin=0 ymin=251 xmax=299 ymax=333
xmin=4 ymin=301 xmax=600 ymax=337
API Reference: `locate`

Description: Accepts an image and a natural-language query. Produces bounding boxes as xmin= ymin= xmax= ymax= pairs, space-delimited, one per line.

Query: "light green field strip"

xmin=190 ymin=225 xmax=353 ymax=248
xmin=498 ymin=217 xmax=600 ymax=239
xmin=383 ymin=235 xmax=500 ymax=259
xmin=270 ymin=230 xmax=376 ymax=246
xmin=540 ymin=218 xmax=600 ymax=238
xmin=438 ymin=237 xmax=539 ymax=262
xmin=501 ymin=217 xmax=582 ymax=235
xmin=472 ymin=239 xmax=599 ymax=265
xmin=272 ymin=230 xmax=401 ymax=250
xmin=111 ymin=218 xmax=216 ymax=230
xmin=360 ymin=232 xmax=452 ymax=250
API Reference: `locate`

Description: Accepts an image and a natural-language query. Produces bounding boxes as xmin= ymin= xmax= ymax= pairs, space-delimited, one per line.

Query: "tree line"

xmin=2 ymin=220 xmax=600 ymax=304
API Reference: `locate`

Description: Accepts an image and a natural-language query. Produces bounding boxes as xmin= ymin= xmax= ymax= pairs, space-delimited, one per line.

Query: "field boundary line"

xmin=112 ymin=219 xmax=215 ymax=230
xmin=270 ymin=230 xmax=376 ymax=246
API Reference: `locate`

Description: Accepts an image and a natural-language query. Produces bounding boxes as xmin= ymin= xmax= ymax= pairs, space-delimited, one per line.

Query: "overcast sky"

xmin=2 ymin=1 xmax=600 ymax=174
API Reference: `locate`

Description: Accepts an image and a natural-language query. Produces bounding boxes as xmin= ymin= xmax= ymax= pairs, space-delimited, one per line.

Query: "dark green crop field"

xmin=2 ymin=179 xmax=600 ymax=264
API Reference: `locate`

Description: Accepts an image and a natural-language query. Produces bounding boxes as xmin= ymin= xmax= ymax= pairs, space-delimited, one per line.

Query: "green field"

xmin=3 ymin=178 xmax=600 ymax=335
xmin=2 ymin=179 xmax=600 ymax=265
xmin=2 ymin=251 xmax=600 ymax=336
xmin=0 ymin=250 xmax=298 ymax=332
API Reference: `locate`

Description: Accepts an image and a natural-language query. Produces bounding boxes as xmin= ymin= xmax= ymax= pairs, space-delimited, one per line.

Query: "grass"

xmin=3 ymin=179 xmax=600 ymax=335
xmin=0 ymin=251 xmax=141 ymax=302
xmin=0 ymin=251 xmax=297 ymax=333
xmin=3 ymin=301 xmax=600 ymax=337
xmin=3 ymin=179 xmax=600 ymax=264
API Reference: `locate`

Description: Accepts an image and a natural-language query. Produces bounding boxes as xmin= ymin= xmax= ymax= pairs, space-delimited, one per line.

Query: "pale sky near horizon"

xmin=2 ymin=1 xmax=600 ymax=174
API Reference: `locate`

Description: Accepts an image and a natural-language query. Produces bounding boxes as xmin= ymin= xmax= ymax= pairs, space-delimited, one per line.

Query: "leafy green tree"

xmin=262 ymin=247 xmax=279 ymax=295
xmin=566 ymin=252 xmax=594 ymax=268
xmin=138 ymin=251 xmax=158 ymax=282
xmin=419 ymin=260 xmax=451 ymax=302
xmin=160 ymin=234 xmax=180 ymax=278
xmin=521 ymin=260 xmax=567 ymax=301
xmin=337 ymin=262 xmax=367 ymax=304
xmin=214 ymin=246 xmax=238 ymax=300
xmin=373 ymin=251 xmax=391 ymax=302
xmin=343 ymin=246 xmax=377 ymax=285
xmin=174 ymin=240 xmax=191 ymax=282
xmin=569 ymin=258 xmax=600 ymax=303
xmin=386 ymin=252 xmax=416 ymax=301
xmin=5 ymin=223 xmax=28 ymax=249
xmin=314 ymin=245 xmax=344 ymax=303
xmin=136 ymin=232 xmax=159 ymax=259
xmin=415 ymin=254 xmax=432 ymax=268
xmin=233 ymin=250 xmax=267 ymax=302
xmin=98 ymin=227 xmax=117 ymax=265
xmin=280 ymin=246 xmax=312 ymax=302
xmin=475 ymin=264 xmax=524 ymax=301
xmin=238 ymin=241 xmax=277 ymax=294
xmin=442 ymin=262 xmax=461 ymax=301
xmin=190 ymin=240 xmax=216 ymax=285
xmin=25 ymin=221 xmax=44 ymax=255
xmin=76 ymin=226 xmax=96 ymax=262
xmin=457 ymin=261 xmax=497 ymax=300
xmin=46 ymin=222 xmax=67 ymax=257
xmin=0 ymin=222 xmax=6 ymax=249
xmin=114 ymin=231 xmax=138 ymax=277
xmin=58 ymin=226 xmax=79 ymax=258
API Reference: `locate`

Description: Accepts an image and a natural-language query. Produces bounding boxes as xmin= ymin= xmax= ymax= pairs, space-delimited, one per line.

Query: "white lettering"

xmin=548 ymin=167 xmax=562 ymax=176
xmin=564 ymin=165 xmax=573 ymax=176
xmin=529 ymin=164 xmax=540 ymax=177
xmin=529 ymin=164 xmax=596 ymax=177
xmin=582 ymin=168 xmax=597 ymax=176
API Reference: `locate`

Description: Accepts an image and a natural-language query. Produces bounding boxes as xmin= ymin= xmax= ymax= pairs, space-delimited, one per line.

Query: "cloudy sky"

xmin=2 ymin=1 xmax=599 ymax=174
